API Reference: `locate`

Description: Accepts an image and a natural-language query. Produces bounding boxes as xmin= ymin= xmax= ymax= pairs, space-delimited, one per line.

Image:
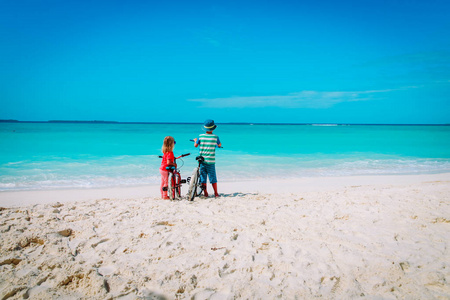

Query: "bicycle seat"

xmin=196 ymin=156 xmax=205 ymax=163
xmin=165 ymin=166 xmax=176 ymax=170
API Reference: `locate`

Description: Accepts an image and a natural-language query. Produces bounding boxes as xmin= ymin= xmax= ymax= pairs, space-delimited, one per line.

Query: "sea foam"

xmin=1 ymin=123 xmax=449 ymax=191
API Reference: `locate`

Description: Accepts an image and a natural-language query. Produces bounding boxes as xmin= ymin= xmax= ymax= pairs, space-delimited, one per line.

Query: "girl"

xmin=160 ymin=136 xmax=176 ymax=199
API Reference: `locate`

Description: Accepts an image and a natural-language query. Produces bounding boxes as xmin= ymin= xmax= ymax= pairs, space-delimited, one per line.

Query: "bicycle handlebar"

xmin=159 ymin=153 xmax=190 ymax=159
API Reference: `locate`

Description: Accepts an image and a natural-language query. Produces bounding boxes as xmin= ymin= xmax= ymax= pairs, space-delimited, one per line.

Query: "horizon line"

xmin=0 ymin=119 xmax=449 ymax=126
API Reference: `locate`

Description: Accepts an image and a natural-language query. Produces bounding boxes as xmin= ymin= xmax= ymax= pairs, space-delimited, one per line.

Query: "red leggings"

xmin=160 ymin=169 xmax=169 ymax=198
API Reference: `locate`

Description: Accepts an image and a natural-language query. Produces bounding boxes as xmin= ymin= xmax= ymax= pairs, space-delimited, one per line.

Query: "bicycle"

xmin=158 ymin=153 xmax=191 ymax=200
xmin=186 ymin=139 xmax=223 ymax=201
xmin=186 ymin=155 xmax=205 ymax=201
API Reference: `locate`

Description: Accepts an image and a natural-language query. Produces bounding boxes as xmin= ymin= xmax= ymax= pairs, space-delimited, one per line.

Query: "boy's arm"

xmin=194 ymin=137 xmax=200 ymax=147
xmin=217 ymin=136 xmax=222 ymax=147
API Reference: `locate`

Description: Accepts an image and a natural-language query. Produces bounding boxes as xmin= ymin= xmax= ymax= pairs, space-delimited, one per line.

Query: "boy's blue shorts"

xmin=199 ymin=163 xmax=217 ymax=184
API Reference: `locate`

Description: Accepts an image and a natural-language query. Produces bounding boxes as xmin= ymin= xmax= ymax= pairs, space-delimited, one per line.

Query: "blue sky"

xmin=1 ymin=0 xmax=449 ymax=124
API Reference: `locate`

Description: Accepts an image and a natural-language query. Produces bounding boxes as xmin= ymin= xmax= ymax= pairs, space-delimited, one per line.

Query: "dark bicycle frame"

xmin=186 ymin=155 xmax=206 ymax=201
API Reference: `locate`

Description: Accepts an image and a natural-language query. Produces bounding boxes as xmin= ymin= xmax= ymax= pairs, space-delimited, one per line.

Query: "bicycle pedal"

xmin=186 ymin=177 xmax=191 ymax=183
xmin=181 ymin=179 xmax=186 ymax=184
xmin=162 ymin=187 xmax=168 ymax=191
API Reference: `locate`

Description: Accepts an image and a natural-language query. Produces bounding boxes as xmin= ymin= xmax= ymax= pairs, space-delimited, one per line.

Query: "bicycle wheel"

xmin=168 ymin=172 xmax=176 ymax=200
xmin=187 ymin=168 xmax=199 ymax=201
xmin=175 ymin=172 xmax=182 ymax=199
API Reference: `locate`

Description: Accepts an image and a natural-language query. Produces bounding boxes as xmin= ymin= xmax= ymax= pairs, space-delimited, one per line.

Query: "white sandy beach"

xmin=1 ymin=174 xmax=450 ymax=299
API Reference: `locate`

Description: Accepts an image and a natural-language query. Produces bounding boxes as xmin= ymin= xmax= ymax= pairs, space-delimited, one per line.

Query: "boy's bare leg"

xmin=212 ymin=183 xmax=219 ymax=197
xmin=202 ymin=183 xmax=208 ymax=197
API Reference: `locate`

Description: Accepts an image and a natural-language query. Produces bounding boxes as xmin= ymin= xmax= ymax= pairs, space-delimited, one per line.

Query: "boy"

xmin=194 ymin=119 xmax=222 ymax=197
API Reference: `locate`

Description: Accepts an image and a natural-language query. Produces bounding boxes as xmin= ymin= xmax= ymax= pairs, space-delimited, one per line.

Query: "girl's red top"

xmin=160 ymin=151 xmax=174 ymax=171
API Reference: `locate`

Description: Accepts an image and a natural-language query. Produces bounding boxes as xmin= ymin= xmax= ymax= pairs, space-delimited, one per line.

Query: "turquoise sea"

xmin=1 ymin=123 xmax=450 ymax=191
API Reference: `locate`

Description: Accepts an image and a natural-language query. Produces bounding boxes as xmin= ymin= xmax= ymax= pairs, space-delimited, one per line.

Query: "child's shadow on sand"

xmin=220 ymin=192 xmax=258 ymax=198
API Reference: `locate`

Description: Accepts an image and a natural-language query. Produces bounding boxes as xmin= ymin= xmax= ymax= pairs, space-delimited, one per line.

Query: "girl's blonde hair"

xmin=162 ymin=136 xmax=175 ymax=153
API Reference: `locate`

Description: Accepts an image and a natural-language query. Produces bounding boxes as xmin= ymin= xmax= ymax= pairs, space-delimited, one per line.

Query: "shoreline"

xmin=2 ymin=120 xmax=449 ymax=125
xmin=1 ymin=173 xmax=450 ymax=207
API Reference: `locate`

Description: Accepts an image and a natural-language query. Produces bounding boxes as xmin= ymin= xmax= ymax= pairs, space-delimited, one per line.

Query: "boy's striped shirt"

xmin=198 ymin=133 xmax=219 ymax=164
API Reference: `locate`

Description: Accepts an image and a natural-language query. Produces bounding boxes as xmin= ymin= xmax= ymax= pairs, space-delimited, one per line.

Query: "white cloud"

xmin=189 ymin=89 xmax=399 ymax=109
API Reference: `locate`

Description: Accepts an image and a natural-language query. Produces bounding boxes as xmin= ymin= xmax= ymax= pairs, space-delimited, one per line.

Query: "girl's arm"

xmin=166 ymin=159 xmax=177 ymax=167
xmin=167 ymin=152 xmax=176 ymax=166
